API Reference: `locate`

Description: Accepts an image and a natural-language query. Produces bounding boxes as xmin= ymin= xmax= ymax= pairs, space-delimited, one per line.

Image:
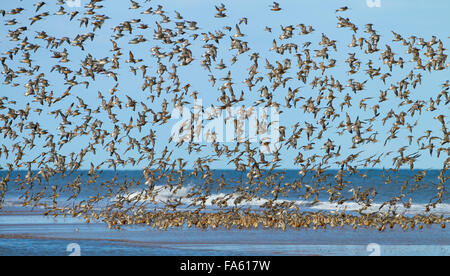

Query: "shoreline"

xmin=1 ymin=213 xmax=449 ymax=256
xmin=1 ymin=205 xmax=449 ymax=256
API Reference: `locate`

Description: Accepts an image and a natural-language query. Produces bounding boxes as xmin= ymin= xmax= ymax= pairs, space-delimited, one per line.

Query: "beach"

xmin=1 ymin=206 xmax=448 ymax=256
xmin=0 ymin=0 xmax=450 ymax=258
xmin=1 ymin=170 xmax=449 ymax=256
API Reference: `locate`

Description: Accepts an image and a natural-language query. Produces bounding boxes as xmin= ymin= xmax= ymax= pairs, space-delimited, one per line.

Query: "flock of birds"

xmin=0 ymin=0 xmax=449 ymax=231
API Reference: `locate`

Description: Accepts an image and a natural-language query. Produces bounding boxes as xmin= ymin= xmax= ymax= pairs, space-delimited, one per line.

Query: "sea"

xmin=0 ymin=169 xmax=448 ymax=256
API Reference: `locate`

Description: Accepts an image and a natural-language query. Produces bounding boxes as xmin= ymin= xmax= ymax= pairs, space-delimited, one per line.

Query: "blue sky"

xmin=0 ymin=0 xmax=449 ymax=170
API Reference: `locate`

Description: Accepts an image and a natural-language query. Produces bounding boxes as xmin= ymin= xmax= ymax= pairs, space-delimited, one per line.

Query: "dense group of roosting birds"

xmin=0 ymin=0 xmax=449 ymax=231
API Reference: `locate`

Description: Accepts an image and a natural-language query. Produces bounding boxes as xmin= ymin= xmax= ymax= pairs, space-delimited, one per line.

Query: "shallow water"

xmin=0 ymin=207 xmax=449 ymax=256
xmin=2 ymin=170 xmax=449 ymax=216
xmin=1 ymin=170 xmax=449 ymax=255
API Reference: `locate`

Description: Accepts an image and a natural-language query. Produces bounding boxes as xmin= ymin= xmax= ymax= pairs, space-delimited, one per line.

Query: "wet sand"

xmin=0 ymin=207 xmax=449 ymax=256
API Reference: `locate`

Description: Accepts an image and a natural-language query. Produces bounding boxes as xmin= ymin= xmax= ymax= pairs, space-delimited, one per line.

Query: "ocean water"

xmin=1 ymin=169 xmax=449 ymax=215
xmin=0 ymin=170 xmax=448 ymax=256
xmin=0 ymin=215 xmax=449 ymax=256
